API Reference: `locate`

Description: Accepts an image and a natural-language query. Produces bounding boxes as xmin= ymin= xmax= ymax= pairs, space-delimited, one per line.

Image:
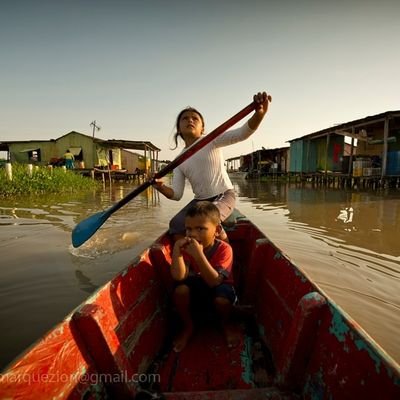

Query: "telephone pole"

xmin=90 ymin=120 xmax=101 ymax=168
xmin=90 ymin=120 xmax=101 ymax=138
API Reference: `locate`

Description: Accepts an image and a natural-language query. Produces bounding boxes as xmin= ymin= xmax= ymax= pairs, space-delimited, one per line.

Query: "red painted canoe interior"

xmin=2 ymin=216 xmax=399 ymax=399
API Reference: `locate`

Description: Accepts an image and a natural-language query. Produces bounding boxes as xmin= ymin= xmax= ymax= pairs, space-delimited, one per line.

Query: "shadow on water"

xmin=74 ymin=270 xmax=98 ymax=293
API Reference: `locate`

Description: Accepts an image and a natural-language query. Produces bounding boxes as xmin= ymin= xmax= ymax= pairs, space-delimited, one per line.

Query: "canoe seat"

xmin=275 ymin=291 xmax=327 ymax=389
xmin=71 ymin=303 xmax=137 ymax=398
xmin=71 ymin=254 xmax=170 ymax=398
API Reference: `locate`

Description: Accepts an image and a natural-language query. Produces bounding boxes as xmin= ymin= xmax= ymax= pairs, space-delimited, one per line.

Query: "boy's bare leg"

xmin=214 ymin=297 xmax=241 ymax=347
xmin=173 ymin=284 xmax=193 ymax=352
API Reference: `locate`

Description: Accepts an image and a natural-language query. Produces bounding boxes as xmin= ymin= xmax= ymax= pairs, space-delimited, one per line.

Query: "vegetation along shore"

xmin=0 ymin=163 xmax=100 ymax=198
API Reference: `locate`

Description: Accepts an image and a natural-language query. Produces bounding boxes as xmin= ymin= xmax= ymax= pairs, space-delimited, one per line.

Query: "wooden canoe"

xmin=1 ymin=210 xmax=399 ymax=399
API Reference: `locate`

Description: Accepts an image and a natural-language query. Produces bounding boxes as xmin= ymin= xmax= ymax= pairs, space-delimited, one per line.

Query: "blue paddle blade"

xmin=72 ymin=210 xmax=110 ymax=248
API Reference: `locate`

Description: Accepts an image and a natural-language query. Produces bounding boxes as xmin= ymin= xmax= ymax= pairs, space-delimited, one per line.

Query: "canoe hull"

xmin=1 ymin=211 xmax=399 ymax=399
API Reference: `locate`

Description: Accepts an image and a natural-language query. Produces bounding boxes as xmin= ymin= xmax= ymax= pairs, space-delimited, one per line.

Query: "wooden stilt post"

xmin=5 ymin=163 xmax=12 ymax=181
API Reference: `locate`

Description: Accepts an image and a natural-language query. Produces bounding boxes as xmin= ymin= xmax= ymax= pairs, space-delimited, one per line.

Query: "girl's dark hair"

xmin=171 ymin=107 xmax=205 ymax=149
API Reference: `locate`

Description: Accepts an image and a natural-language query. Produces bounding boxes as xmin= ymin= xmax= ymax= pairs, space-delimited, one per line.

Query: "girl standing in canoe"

xmin=153 ymin=91 xmax=272 ymax=239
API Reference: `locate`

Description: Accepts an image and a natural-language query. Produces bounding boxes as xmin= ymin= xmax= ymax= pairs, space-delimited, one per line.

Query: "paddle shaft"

xmin=107 ymin=101 xmax=257 ymax=215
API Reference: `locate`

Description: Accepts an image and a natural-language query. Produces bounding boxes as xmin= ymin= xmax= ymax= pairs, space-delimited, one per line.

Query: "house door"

xmin=108 ymin=149 xmax=113 ymax=166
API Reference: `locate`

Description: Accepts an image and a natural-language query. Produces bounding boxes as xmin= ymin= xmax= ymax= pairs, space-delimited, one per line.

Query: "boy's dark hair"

xmin=185 ymin=201 xmax=221 ymax=225
xmin=172 ymin=107 xmax=205 ymax=149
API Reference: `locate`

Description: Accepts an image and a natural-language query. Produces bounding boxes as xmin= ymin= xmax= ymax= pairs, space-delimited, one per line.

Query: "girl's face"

xmin=178 ymin=111 xmax=204 ymax=140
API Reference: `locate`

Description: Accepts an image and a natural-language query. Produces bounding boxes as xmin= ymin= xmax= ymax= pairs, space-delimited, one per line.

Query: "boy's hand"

xmin=173 ymin=237 xmax=188 ymax=257
xmin=183 ymin=237 xmax=203 ymax=258
xmin=174 ymin=237 xmax=203 ymax=259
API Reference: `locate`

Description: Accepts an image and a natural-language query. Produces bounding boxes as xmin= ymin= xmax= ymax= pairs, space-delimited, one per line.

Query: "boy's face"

xmin=185 ymin=215 xmax=220 ymax=249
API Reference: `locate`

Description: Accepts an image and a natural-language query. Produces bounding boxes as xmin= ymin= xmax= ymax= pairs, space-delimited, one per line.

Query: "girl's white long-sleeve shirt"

xmin=171 ymin=122 xmax=256 ymax=200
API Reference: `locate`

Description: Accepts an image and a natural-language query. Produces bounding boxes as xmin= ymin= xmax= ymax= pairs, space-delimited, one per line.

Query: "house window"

xmin=29 ymin=149 xmax=41 ymax=162
xmin=69 ymin=147 xmax=83 ymax=162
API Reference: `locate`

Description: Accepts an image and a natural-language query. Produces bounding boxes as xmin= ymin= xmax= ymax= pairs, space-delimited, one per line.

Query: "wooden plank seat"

xmin=71 ymin=250 xmax=170 ymax=398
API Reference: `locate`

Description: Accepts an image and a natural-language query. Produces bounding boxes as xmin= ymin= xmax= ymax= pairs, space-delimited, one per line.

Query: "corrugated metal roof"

xmin=287 ymin=110 xmax=400 ymax=142
xmin=104 ymin=140 xmax=160 ymax=152
xmin=0 ymin=133 xmax=161 ymax=153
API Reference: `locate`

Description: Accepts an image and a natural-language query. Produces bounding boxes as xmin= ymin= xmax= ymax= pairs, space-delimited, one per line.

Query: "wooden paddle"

xmin=72 ymin=101 xmax=257 ymax=247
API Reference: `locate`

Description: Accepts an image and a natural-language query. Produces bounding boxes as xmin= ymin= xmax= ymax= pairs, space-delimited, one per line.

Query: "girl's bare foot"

xmin=173 ymin=322 xmax=193 ymax=352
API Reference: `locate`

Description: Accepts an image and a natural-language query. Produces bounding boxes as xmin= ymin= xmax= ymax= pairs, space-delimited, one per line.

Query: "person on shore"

xmin=152 ymin=91 xmax=272 ymax=240
xmin=170 ymin=201 xmax=237 ymax=352
xmin=63 ymin=149 xmax=75 ymax=170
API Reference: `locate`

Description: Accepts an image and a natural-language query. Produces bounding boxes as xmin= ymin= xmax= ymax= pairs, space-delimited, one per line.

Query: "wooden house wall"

xmin=58 ymin=134 xmax=121 ymax=169
xmin=96 ymin=147 xmax=109 ymax=167
xmin=357 ymin=141 xmax=382 ymax=157
xmin=315 ymin=136 xmax=343 ymax=172
xmin=387 ymin=118 xmax=400 ymax=174
xmin=9 ymin=142 xmax=57 ymax=164
xmin=389 ymin=131 xmax=400 ymax=151
xmin=304 ymin=140 xmax=317 ymax=173
xmin=389 ymin=118 xmax=400 ymax=151
xmin=356 ymin=118 xmax=400 ymax=155
xmin=275 ymin=148 xmax=289 ymax=173
xmin=316 ymin=139 xmax=326 ymax=170
xmin=331 ymin=136 xmax=345 ymax=171
xmin=236 ymin=148 xmax=289 ymax=173
xmin=240 ymin=154 xmax=252 ymax=171
xmin=356 ymin=125 xmax=384 ymax=156
xmin=56 ymin=133 xmax=93 ymax=165
xmin=109 ymin=148 xmax=121 ymax=169
xmin=290 ymin=136 xmax=344 ymax=173
xmin=95 ymin=147 xmax=121 ymax=169
xmin=289 ymin=140 xmax=317 ymax=173
xmin=289 ymin=140 xmax=303 ymax=172
xmin=387 ymin=151 xmax=400 ymax=175
xmin=121 ymin=150 xmax=141 ymax=172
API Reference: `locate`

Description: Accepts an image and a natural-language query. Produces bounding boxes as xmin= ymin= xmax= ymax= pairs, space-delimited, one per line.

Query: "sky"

xmin=1 ymin=0 xmax=399 ymax=161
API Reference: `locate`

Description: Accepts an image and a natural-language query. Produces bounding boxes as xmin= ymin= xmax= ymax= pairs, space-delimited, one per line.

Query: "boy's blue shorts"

xmin=175 ymin=275 xmax=237 ymax=306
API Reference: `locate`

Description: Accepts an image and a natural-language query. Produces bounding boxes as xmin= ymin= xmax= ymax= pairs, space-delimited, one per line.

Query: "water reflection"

xmin=232 ymin=179 xmax=400 ymax=258
xmin=336 ymin=207 xmax=354 ymax=225
xmin=285 ymin=188 xmax=400 ymax=258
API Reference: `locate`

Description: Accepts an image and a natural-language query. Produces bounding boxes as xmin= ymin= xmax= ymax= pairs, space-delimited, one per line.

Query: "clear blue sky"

xmin=1 ymin=0 xmax=399 ymax=161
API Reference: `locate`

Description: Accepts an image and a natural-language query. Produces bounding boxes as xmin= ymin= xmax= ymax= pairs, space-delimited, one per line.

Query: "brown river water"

xmin=0 ymin=178 xmax=399 ymax=370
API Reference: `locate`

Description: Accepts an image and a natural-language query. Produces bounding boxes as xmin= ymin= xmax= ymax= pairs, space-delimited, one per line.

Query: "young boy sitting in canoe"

xmin=170 ymin=201 xmax=237 ymax=352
